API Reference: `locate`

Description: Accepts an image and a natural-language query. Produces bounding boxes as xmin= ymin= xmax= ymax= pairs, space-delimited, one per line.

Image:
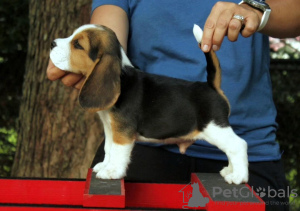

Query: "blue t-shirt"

xmin=92 ymin=0 xmax=281 ymax=162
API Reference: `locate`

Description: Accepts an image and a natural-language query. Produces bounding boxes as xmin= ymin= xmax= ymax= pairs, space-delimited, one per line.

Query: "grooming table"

xmin=0 ymin=169 xmax=265 ymax=210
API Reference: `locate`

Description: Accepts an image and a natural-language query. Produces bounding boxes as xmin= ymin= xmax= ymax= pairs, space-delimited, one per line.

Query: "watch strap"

xmin=238 ymin=0 xmax=271 ymax=31
xmin=256 ymin=8 xmax=271 ymax=31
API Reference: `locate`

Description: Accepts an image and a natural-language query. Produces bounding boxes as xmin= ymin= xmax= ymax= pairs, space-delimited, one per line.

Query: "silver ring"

xmin=232 ymin=14 xmax=245 ymax=24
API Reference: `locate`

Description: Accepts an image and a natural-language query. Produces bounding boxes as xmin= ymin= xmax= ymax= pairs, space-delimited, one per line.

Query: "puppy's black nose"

xmin=51 ymin=41 xmax=57 ymax=50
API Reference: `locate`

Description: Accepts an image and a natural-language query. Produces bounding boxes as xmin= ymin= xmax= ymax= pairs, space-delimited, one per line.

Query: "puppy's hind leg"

xmin=199 ymin=121 xmax=249 ymax=185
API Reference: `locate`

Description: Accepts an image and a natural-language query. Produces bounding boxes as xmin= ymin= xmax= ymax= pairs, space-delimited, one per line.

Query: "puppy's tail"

xmin=193 ymin=24 xmax=222 ymax=92
xmin=193 ymin=24 xmax=230 ymax=111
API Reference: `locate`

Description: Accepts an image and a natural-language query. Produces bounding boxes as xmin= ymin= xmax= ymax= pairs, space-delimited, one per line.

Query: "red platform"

xmin=0 ymin=169 xmax=265 ymax=210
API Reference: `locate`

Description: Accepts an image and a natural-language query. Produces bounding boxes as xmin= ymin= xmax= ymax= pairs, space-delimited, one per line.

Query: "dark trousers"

xmin=92 ymin=142 xmax=290 ymax=211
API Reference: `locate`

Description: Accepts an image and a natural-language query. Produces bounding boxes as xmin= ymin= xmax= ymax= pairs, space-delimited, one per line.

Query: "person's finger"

xmin=240 ymin=15 xmax=260 ymax=37
xmin=227 ymin=18 xmax=243 ymax=42
xmin=47 ymin=59 xmax=66 ymax=81
xmin=239 ymin=3 xmax=261 ymax=37
xmin=202 ymin=2 xmax=235 ymax=52
xmin=212 ymin=8 xmax=235 ymax=51
xmin=61 ymin=73 xmax=84 ymax=87
xmin=202 ymin=2 xmax=262 ymax=52
xmin=202 ymin=18 xmax=215 ymax=52
xmin=202 ymin=4 xmax=220 ymax=52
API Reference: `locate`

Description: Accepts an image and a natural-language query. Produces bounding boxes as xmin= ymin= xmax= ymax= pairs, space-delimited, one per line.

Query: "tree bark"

xmin=11 ymin=0 xmax=103 ymax=178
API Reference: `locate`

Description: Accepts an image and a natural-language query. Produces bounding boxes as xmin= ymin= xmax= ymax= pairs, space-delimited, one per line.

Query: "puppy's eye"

xmin=74 ymin=40 xmax=84 ymax=50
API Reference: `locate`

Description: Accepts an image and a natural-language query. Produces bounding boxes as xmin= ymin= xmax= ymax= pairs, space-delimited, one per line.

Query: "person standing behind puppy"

xmin=47 ymin=1 xmax=300 ymax=211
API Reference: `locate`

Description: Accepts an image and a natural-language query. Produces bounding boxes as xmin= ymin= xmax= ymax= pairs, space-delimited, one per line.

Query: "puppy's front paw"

xmin=220 ymin=165 xmax=233 ymax=177
xmin=224 ymin=168 xmax=248 ymax=185
xmin=93 ymin=162 xmax=107 ymax=173
xmin=96 ymin=165 xmax=126 ymax=179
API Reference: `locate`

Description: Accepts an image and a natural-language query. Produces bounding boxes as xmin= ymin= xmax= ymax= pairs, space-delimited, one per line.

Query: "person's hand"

xmin=201 ymin=1 xmax=263 ymax=52
xmin=47 ymin=59 xmax=84 ymax=90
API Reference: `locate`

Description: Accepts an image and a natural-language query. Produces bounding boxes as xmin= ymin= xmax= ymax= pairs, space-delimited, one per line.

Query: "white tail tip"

xmin=193 ymin=24 xmax=203 ymax=44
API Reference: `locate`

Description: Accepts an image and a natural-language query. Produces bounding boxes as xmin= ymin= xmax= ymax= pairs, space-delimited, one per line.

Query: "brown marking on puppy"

xmin=73 ymin=32 xmax=91 ymax=52
xmin=71 ymin=27 xmax=122 ymax=112
xmin=209 ymin=50 xmax=221 ymax=90
xmin=69 ymin=27 xmax=116 ymax=76
xmin=197 ymin=43 xmax=231 ymax=115
xmin=110 ymin=113 xmax=135 ymax=145
xmin=179 ymin=129 xmax=200 ymax=140
xmin=177 ymin=130 xmax=199 ymax=154
xmin=69 ymin=32 xmax=95 ymax=75
xmin=154 ymin=130 xmax=199 ymax=154
xmin=209 ymin=50 xmax=230 ymax=112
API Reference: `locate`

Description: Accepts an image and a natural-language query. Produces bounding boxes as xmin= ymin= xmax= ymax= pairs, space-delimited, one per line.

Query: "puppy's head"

xmin=50 ymin=24 xmax=121 ymax=112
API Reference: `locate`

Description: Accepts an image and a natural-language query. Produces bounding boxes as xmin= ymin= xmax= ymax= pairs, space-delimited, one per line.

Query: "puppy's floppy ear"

xmin=79 ymin=55 xmax=121 ymax=111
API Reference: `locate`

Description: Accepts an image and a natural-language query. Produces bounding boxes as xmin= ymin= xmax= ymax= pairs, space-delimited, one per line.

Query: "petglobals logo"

xmin=212 ymin=186 xmax=298 ymax=199
xmin=179 ymin=182 xmax=209 ymax=209
xmin=255 ymin=186 xmax=298 ymax=199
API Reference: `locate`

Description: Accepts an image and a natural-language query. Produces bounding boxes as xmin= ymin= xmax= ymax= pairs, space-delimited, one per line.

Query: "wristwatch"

xmin=239 ymin=0 xmax=271 ymax=31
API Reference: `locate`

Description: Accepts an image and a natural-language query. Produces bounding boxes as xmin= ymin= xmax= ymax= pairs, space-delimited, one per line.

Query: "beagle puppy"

xmin=50 ymin=24 xmax=248 ymax=185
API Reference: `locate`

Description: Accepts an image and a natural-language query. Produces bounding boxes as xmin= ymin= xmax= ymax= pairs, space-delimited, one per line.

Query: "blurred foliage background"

xmin=271 ymin=59 xmax=300 ymax=210
xmin=0 ymin=0 xmax=299 ymax=210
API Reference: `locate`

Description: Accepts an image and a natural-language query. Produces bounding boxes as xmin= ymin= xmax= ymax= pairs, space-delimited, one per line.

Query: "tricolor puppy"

xmin=50 ymin=24 xmax=248 ymax=185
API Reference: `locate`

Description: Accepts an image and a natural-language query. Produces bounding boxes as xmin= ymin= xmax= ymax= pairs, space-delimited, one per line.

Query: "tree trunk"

xmin=11 ymin=0 xmax=103 ymax=178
